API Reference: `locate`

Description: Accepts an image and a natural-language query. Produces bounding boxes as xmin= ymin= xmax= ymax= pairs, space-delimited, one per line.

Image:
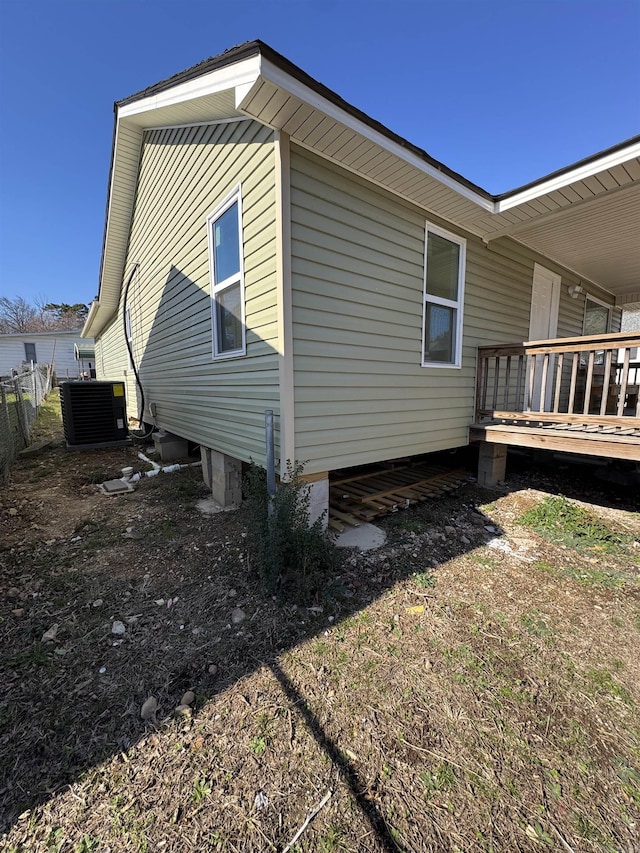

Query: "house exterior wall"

xmin=289 ymin=147 xmax=610 ymax=473
xmin=0 ymin=332 xmax=89 ymax=380
xmin=93 ymin=315 xmax=136 ymax=413
xmin=96 ymin=119 xmax=279 ymax=466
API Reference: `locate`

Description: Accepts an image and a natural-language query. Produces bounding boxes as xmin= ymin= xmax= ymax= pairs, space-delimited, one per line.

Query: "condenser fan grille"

xmin=60 ymin=381 xmax=131 ymax=449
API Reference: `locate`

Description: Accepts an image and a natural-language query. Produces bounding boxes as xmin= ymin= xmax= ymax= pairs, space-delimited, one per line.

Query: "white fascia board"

xmin=255 ymin=58 xmax=494 ymax=214
xmin=497 ymin=140 xmax=640 ymax=212
xmin=118 ymin=55 xmax=262 ymax=120
xmin=94 ymin=120 xmax=143 ymax=332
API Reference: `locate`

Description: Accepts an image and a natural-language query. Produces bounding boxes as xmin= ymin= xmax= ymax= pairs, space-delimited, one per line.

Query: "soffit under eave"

xmin=238 ymin=76 xmax=491 ymax=233
xmin=510 ymin=230 xmax=639 ymax=302
xmin=118 ymin=88 xmax=242 ymax=130
xmin=481 ymin=183 xmax=640 ymax=299
xmin=466 ymin=163 xmax=640 ymax=242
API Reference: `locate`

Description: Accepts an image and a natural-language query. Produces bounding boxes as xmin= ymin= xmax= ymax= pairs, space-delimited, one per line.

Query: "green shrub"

xmin=244 ymin=461 xmax=340 ymax=604
xmin=518 ymin=495 xmax=626 ymax=551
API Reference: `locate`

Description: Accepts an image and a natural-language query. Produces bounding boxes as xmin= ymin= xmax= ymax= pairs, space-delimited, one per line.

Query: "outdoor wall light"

xmin=568 ymin=283 xmax=584 ymax=298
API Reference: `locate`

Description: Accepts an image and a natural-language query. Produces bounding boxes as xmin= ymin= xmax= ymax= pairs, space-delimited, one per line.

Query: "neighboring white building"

xmin=619 ymin=309 xmax=640 ymax=384
xmin=621 ymin=308 xmax=640 ymax=352
xmin=0 ymin=330 xmax=94 ymax=380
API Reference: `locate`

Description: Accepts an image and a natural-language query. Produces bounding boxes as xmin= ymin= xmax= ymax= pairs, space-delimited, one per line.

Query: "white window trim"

xmin=583 ymin=293 xmax=612 ymax=334
xmin=421 ymin=222 xmax=466 ymax=369
xmin=125 ymin=306 xmax=133 ymax=370
xmin=207 ymin=184 xmax=246 ymax=360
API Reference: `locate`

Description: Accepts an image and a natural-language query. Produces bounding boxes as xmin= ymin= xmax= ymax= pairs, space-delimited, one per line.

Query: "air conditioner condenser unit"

xmin=60 ymin=381 xmax=131 ymax=450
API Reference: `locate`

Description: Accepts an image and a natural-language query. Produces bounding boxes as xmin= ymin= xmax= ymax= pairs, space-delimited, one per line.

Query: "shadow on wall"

xmin=131 ymin=265 xmax=279 ymax=471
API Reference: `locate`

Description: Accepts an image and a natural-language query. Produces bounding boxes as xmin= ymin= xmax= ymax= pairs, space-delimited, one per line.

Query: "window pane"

xmin=24 ymin=343 xmax=37 ymax=363
xmin=584 ymin=299 xmax=609 ymax=335
xmin=213 ymin=202 xmax=240 ymax=284
xmin=424 ymin=303 xmax=454 ymax=363
xmin=215 ymin=283 xmax=243 ymax=353
xmin=426 ymin=232 xmax=459 ymax=301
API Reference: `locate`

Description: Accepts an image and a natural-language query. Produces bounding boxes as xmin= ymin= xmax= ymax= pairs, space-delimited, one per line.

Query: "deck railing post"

xmin=516 ymin=355 xmax=524 ymax=410
xmin=617 ymin=348 xmax=631 ymax=417
xmin=553 ymin=353 xmax=564 ymax=413
xmin=600 ymin=350 xmax=613 ymax=416
xmin=492 ymin=357 xmax=500 ymax=411
xmin=503 ymin=356 xmax=512 ymax=410
xmin=583 ymin=351 xmax=595 ymax=415
xmin=479 ymin=356 xmax=488 ymax=416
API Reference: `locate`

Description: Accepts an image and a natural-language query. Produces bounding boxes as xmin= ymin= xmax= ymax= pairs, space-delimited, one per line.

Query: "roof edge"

xmin=497 ymin=133 xmax=640 ymax=203
xmin=116 ymin=40 xmax=640 ymax=209
xmin=118 ymin=39 xmax=494 ymax=203
xmin=117 ymin=41 xmax=264 ymax=107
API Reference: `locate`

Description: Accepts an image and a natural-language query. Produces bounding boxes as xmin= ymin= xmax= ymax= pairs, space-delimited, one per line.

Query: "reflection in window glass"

xmin=213 ymin=202 xmax=240 ymax=284
xmin=424 ymin=303 xmax=454 ymax=363
xmin=426 ymin=233 xmax=460 ymax=301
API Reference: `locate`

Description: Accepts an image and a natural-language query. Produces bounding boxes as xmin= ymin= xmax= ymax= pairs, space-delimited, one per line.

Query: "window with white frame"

xmin=583 ymin=296 xmax=611 ymax=336
xmin=422 ymin=223 xmax=466 ymax=367
xmin=208 ymin=187 xmax=246 ymax=358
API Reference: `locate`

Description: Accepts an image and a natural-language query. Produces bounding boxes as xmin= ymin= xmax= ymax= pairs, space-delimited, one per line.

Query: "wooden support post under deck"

xmin=477 ymin=441 xmax=507 ymax=488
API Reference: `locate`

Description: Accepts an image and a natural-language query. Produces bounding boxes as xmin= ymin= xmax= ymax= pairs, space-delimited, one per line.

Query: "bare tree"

xmin=0 ymin=296 xmax=88 ymax=333
xmin=0 ymin=296 xmax=41 ymax=333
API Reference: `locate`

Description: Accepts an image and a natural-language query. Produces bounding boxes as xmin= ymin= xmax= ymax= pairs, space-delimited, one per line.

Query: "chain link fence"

xmin=0 ymin=364 xmax=53 ymax=482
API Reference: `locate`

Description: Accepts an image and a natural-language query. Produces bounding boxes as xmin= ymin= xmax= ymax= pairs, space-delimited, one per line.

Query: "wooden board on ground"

xmin=329 ymin=464 xmax=468 ymax=529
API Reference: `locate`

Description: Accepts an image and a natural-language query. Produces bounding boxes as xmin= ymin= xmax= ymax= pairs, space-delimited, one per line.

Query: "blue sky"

xmin=0 ymin=0 xmax=638 ymax=310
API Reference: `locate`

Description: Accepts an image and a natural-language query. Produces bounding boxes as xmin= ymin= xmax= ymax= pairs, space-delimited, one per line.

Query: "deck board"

xmin=470 ymin=417 xmax=640 ymax=462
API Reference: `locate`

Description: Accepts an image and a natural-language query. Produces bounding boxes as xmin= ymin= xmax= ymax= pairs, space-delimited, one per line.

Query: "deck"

xmin=470 ymin=331 xmax=640 ymax=473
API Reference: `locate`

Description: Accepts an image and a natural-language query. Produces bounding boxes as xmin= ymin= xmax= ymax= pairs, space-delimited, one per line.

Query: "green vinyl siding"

xmin=94 ymin=313 xmax=138 ymax=418
xmin=290 ymin=146 xmax=590 ymax=473
xmin=97 ymin=120 xmax=278 ymax=465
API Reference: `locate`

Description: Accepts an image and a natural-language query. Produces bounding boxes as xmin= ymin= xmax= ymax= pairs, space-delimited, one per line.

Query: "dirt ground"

xmin=1 ymin=393 xmax=639 ymax=852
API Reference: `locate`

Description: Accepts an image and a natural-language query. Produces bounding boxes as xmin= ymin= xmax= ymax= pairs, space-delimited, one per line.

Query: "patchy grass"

xmin=29 ymin=389 xmax=63 ymax=444
xmin=534 ymin=559 xmax=631 ymax=590
xmin=2 ymin=408 xmax=640 ymax=851
xmin=519 ymin=494 xmax=632 ymax=553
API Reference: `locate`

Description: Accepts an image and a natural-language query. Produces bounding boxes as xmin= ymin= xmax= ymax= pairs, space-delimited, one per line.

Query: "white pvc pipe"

xmin=128 ymin=459 xmax=201 ymax=483
xmin=138 ymin=451 xmax=161 ymax=470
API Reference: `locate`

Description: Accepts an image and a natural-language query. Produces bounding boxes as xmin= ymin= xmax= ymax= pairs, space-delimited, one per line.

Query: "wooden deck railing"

xmin=476 ymin=331 xmax=640 ymax=424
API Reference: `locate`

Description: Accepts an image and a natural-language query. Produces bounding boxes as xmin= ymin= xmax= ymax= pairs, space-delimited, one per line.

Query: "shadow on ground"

xmin=1 ymin=442 xmax=638 ymax=848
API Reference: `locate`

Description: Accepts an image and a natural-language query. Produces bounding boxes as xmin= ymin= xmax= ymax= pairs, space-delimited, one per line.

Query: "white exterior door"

xmin=528 ymin=264 xmax=561 ymax=411
xmin=529 ymin=263 xmax=561 ymax=341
